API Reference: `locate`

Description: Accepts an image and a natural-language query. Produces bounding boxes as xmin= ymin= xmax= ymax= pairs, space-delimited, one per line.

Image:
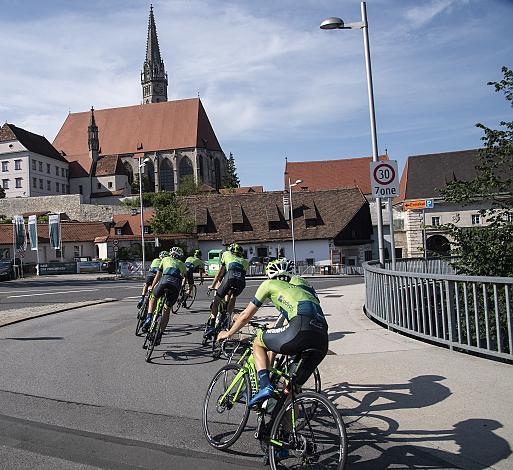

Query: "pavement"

xmin=320 ymin=283 xmax=513 ymax=469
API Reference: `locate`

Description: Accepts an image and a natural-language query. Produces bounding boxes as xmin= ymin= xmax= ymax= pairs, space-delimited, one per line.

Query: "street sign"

xmin=370 ymin=160 xmax=399 ymax=199
xmin=113 ymin=246 xmax=119 ymax=252
xmin=403 ymin=198 xmax=435 ymax=210
xmin=113 ymin=239 xmax=119 ymax=246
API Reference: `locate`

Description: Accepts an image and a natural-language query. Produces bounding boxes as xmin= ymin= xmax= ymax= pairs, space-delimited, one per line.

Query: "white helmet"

xmin=266 ymin=258 xmax=294 ymax=281
xmin=169 ymin=246 xmax=184 ymax=259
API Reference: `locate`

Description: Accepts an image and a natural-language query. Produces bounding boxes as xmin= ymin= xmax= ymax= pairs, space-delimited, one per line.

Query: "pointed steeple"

xmin=141 ymin=5 xmax=168 ymax=104
xmin=88 ymin=107 xmax=99 ymax=154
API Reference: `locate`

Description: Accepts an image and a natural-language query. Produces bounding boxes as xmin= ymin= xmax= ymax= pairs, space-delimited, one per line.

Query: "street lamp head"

xmin=139 ymin=157 xmax=151 ymax=168
xmin=320 ymin=17 xmax=344 ymax=30
xmin=295 ymin=179 xmax=303 ymax=185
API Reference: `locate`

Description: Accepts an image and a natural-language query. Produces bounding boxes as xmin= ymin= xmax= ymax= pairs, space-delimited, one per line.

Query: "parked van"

xmin=207 ymin=249 xmax=223 ymax=276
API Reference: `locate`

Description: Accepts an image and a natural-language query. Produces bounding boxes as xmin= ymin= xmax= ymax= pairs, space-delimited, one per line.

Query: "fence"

xmin=363 ymin=259 xmax=513 ymax=361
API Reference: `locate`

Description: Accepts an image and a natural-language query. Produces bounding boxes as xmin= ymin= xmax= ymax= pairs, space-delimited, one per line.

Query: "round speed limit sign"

xmin=370 ymin=160 xmax=399 ymax=199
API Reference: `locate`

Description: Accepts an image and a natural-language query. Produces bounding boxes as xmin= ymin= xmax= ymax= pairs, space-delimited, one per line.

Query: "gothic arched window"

xmin=179 ymin=156 xmax=194 ymax=181
xmin=198 ymin=155 xmax=204 ymax=182
xmin=214 ymin=158 xmax=221 ymax=190
xmin=160 ymin=158 xmax=175 ymax=192
xmin=123 ymin=162 xmax=134 ymax=186
xmin=144 ymin=159 xmax=155 ymax=193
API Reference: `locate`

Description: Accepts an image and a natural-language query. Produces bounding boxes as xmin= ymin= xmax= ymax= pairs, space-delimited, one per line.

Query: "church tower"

xmin=141 ymin=5 xmax=168 ymax=104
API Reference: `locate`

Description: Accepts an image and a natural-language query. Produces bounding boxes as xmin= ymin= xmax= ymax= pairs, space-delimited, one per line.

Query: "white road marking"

xmin=6 ymin=289 xmax=97 ymax=299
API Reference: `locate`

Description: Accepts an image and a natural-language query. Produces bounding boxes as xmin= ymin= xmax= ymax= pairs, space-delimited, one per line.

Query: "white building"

xmin=0 ymin=123 xmax=69 ymax=198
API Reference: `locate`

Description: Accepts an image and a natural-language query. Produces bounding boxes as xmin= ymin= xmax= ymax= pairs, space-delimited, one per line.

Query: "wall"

xmin=1 ymin=241 xmax=97 ymax=264
xmin=0 ymin=194 xmax=131 ymax=221
xmin=28 ymin=153 xmax=69 ymax=197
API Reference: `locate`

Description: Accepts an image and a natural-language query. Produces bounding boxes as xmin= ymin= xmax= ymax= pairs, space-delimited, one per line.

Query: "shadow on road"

xmin=3 ymin=336 xmax=64 ymax=341
xmin=324 ymin=377 xmax=511 ymax=469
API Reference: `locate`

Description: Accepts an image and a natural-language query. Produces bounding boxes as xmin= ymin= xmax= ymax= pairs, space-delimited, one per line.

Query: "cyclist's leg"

xmin=160 ymin=285 xmax=179 ymax=332
xmin=139 ymin=274 xmax=154 ymax=308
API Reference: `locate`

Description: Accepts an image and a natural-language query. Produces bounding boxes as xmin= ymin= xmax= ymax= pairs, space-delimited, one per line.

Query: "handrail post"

xmin=445 ymin=280 xmax=456 ymax=350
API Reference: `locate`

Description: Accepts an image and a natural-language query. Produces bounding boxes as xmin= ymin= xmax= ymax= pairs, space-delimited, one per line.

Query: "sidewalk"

xmin=318 ymin=283 xmax=513 ymax=469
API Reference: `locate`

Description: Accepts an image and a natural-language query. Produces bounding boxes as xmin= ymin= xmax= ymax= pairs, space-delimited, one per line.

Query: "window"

xmin=15 ymin=160 xmax=22 ymax=170
xmin=32 ymin=177 xmax=37 ymax=188
xmin=2 ymin=179 xmax=9 ymax=189
xmin=47 ymin=180 xmax=51 ymax=190
xmin=144 ymin=226 xmax=151 ymax=234
xmin=39 ymin=161 xmax=43 ymax=172
xmin=108 ymin=181 xmax=113 ymax=189
xmin=472 ymin=214 xmax=481 ymax=225
xmin=32 ymin=160 xmax=36 ymax=170
xmin=61 ymin=168 xmax=65 ymax=177
xmin=364 ymin=250 xmax=373 ymax=261
xmin=55 ymin=166 xmax=59 ymax=176
xmin=97 ymin=182 xmax=101 ymax=189
xmin=15 ymin=178 xmax=22 ymax=188
xmin=74 ymin=245 xmax=80 ymax=258
xmin=507 ymin=212 xmax=513 ymax=223
xmin=79 ymin=185 xmax=83 ymax=195
xmin=39 ymin=179 xmax=43 ymax=189
xmin=1 ymin=161 xmax=7 ymax=172
xmin=66 ymin=185 xmax=70 ymax=193
xmin=115 ymin=228 xmax=123 ymax=235
xmin=431 ymin=216 xmax=441 ymax=226
xmin=65 ymin=169 xmax=68 ymax=178
xmin=47 ymin=163 xmax=51 ymax=173
xmin=55 ymin=182 xmax=59 ymax=192
xmin=62 ymin=185 xmax=65 ymax=193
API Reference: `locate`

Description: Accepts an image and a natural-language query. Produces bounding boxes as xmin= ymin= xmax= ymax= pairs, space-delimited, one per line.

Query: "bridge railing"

xmin=363 ymin=259 xmax=513 ymax=361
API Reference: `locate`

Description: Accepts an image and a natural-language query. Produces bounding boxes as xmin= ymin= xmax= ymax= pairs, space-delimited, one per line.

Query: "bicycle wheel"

xmin=203 ymin=363 xmax=252 ymax=450
xmin=284 ymin=357 xmax=321 ymax=394
xmin=135 ymin=297 xmax=148 ymax=336
xmin=184 ymin=284 xmax=196 ymax=309
xmin=171 ymin=291 xmax=182 ymax=314
xmin=268 ymin=391 xmax=347 ymax=470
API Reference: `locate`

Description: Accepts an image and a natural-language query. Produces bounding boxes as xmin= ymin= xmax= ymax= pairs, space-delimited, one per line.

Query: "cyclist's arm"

xmin=220 ymin=302 xmax=258 ymax=339
xmin=210 ymin=264 xmax=225 ymax=288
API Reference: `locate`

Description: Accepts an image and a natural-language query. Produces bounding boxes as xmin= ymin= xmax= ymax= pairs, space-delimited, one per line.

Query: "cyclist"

xmin=137 ymin=250 xmax=168 ymax=309
xmin=217 ymin=258 xmax=328 ymax=408
xmin=204 ymin=243 xmax=248 ymax=338
xmin=145 ymin=247 xmax=186 ymax=346
xmin=184 ymin=249 xmax=205 ymax=295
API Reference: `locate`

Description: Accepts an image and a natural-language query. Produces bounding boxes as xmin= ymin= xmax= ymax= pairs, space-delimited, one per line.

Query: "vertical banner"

xmin=49 ymin=214 xmax=61 ymax=250
xmin=28 ymin=215 xmax=38 ymax=251
xmin=14 ymin=215 xmax=26 ymax=251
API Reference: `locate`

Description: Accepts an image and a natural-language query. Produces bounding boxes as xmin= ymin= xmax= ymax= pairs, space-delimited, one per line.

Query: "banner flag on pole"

xmin=14 ymin=215 xmax=26 ymax=251
xmin=49 ymin=214 xmax=61 ymax=250
xmin=28 ymin=215 xmax=38 ymax=251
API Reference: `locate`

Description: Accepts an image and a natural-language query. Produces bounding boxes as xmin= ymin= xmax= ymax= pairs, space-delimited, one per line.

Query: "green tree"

xmin=177 ymin=175 xmax=200 ymax=196
xmin=149 ymin=191 xmax=194 ymax=234
xmin=0 ymin=187 xmax=5 ymax=198
xmin=440 ymin=66 xmax=513 ymax=277
xmin=222 ymin=153 xmax=240 ymax=189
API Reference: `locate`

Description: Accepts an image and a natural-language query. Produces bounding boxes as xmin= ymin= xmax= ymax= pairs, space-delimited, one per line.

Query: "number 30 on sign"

xmin=369 ymin=160 xmax=400 ymax=199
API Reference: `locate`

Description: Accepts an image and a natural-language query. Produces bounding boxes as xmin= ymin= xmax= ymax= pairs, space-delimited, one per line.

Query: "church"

xmin=52 ymin=6 xmax=227 ymax=201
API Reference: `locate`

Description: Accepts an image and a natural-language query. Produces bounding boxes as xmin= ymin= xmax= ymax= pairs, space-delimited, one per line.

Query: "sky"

xmin=1 ymin=0 xmax=512 ymax=190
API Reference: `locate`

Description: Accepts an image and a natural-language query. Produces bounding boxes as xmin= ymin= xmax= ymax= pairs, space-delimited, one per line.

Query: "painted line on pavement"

xmin=7 ymin=289 xmax=97 ymax=299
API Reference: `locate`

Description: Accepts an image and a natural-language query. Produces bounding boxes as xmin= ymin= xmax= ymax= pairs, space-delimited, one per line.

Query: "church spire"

xmin=88 ymin=107 xmax=99 ymax=155
xmin=141 ymin=4 xmax=168 ymax=104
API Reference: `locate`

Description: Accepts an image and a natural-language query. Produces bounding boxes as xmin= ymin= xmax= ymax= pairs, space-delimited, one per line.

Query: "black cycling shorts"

xmin=260 ymin=315 xmax=328 ymax=386
xmin=217 ymin=274 xmax=245 ymax=298
xmin=153 ymin=277 xmax=181 ymax=307
xmin=185 ymin=267 xmax=195 ymax=285
xmin=145 ymin=273 xmax=156 ymax=286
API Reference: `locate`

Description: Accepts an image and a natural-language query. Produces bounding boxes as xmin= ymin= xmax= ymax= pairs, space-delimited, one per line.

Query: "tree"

xmin=440 ymin=66 xmax=513 ymax=277
xmin=0 ymin=187 xmax=5 ymax=199
xmin=149 ymin=191 xmax=194 ymax=234
xmin=177 ymin=175 xmax=200 ymax=196
xmin=222 ymin=153 xmax=240 ymax=189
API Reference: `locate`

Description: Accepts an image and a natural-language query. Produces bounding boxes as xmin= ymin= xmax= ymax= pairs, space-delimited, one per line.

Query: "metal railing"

xmin=384 ymin=257 xmax=456 ymax=275
xmin=363 ymin=260 xmax=513 ymax=361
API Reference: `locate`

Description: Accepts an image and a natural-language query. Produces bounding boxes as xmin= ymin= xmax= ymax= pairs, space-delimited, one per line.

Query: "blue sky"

xmin=1 ymin=0 xmax=512 ymax=190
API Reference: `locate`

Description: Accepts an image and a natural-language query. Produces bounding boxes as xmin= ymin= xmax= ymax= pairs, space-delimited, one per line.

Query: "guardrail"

xmin=363 ymin=260 xmax=513 ymax=361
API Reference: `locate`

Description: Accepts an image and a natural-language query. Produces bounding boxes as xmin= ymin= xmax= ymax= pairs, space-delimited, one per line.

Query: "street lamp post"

xmin=320 ymin=1 xmax=386 ymax=266
xmin=138 ymin=157 xmax=150 ymax=275
xmin=288 ymin=178 xmax=303 ymax=272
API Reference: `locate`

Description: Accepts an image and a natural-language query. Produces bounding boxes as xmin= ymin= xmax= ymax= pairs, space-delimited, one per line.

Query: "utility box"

xmin=207 ymin=249 xmax=223 ymax=276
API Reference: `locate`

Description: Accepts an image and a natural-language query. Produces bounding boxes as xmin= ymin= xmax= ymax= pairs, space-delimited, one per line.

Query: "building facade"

xmin=0 ymin=124 xmax=69 ymax=198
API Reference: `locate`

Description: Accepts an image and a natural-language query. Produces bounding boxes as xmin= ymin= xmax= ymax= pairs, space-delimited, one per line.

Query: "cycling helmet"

xmin=228 ymin=243 xmax=243 ymax=256
xmin=169 ymin=246 xmax=184 ymax=259
xmin=194 ymin=249 xmax=202 ymax=258
xmin=266 ymin=258 xmax=294 ymax=281
xmin=159 ymin=250 xmax=169 ymax=259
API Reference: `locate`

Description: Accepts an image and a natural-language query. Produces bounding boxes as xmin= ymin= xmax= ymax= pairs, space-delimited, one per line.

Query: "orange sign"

xmin=403 ymin=200 xmax=427 ymax=210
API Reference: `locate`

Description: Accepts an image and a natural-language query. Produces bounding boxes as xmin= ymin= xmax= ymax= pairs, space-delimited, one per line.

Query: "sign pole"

xmin=388 ymin=198 xmax=396 ymax=270
xmin=423 ymin=209 xmax=427 ymax=260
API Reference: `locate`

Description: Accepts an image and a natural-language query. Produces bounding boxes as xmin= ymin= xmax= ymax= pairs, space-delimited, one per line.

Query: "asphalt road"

xmin=0 ymin=277 xmax=369 ymax=469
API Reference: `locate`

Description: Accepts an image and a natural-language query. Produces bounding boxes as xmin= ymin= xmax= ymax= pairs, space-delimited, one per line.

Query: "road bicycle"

xmin=142 ymin=296 xmax=165 ymax=362
xmin=202 ymin=331 xmax=347 ymax=469
xmin=202 ymin=287 xmax=237 ymax=358
xmin=171 ymin=279 xmax=197 ymax=314
xmin=135 ymin=292 xmax=151 ymax=336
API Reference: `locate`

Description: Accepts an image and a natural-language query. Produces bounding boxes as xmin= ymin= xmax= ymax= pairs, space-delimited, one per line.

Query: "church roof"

xmin=53 ymin=98 xmax=222 ymax=178
xmin=0 ymin=123 xmax=67 ymax=163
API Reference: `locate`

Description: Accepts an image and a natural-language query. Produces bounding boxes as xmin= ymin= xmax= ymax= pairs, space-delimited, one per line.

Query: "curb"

xmin=0 ymin=298 xmax=119 ymax=329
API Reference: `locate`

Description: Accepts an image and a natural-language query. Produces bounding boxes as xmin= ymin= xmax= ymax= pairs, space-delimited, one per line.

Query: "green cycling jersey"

xmin=221 ymin=251 xmax=249 ymax=273
xmin=289 ymin=275 xmax=319 ymax=299
xmin=149 ymin=258 xmax=161 ymax=273
xmin=251 ymin=279 xmax=324 ymax=322
xmin=185 ymin=256 xmax=204 ymax=270
xmin=159 ymin=256 xmax=186 ymax=278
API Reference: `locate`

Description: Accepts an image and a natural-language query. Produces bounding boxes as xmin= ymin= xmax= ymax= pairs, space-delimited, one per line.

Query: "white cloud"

xmin=404 ymin=0 xmax=469 ymax=28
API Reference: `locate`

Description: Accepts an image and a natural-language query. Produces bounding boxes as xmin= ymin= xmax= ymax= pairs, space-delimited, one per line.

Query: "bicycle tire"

xmin=184 ymin=284 xmax=197 ymax=309
xmin=135 ymin=297 xmax=148 ymax=336
xmin=202 ymin=363 xmax=251 ymax=450
xmin=145 ymin=313 xmax=162 ymax=362
xmin=268 ymin=391 xmax=347 ymax=470
xmin=171 ymin=290 xmax=183 ymax=314
xmin=284 ymin=357 xmax=321 ymax=394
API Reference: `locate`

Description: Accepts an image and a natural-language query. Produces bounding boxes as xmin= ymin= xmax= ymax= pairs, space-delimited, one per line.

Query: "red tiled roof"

xmin=284 ymin=155 xmax=388 ymax=195
xmin=53 ymin=98 xmax=222 ymax=178
xmin=94 ymin=155 xmax=127 ymax=177
xmin=111 ymin=211 xmax=155 ymax=236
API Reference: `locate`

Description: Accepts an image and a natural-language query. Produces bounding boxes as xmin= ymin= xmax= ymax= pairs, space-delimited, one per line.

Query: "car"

xmin=0 ymin=260 xmax=14 ymax=281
